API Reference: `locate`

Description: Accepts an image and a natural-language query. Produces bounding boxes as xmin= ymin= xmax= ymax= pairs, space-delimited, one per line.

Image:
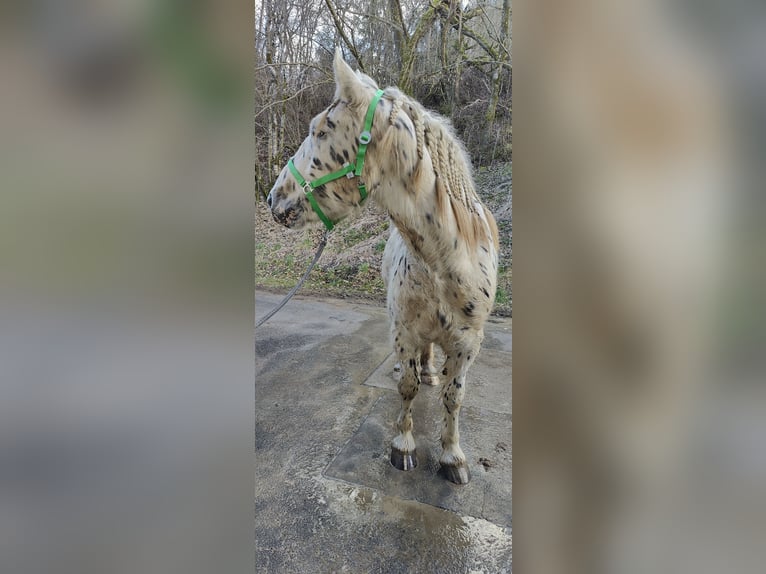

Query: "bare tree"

xmin=255 ymin=0 xmax=512 ymax=200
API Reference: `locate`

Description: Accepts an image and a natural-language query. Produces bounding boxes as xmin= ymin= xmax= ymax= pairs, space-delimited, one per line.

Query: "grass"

xmin=343 ymin=227 xmax=375 ymax=247
xmin=256 ymin=245 xmax=511 ymax=316
xmin=495 ymin=286 xmax=510 ymax=306
xmin=255 ymin=249 xmax=387 ymax=300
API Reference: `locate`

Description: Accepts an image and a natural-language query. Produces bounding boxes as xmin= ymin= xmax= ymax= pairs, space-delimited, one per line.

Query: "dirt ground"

xmin=255 ymin=162 xmax=512 ymax=316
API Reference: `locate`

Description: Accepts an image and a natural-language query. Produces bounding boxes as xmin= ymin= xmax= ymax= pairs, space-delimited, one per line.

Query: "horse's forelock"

xmin=379 ymin=112 xmax=418 ymax=179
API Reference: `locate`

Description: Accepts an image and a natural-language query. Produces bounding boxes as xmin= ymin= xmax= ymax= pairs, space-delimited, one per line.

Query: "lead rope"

xmin=255 ymin=231 xmax=328 ymax=329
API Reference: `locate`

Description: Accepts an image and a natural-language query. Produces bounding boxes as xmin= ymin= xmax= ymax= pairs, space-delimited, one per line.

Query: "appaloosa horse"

xmin=267 ymin=50 xmax=499 ymax=484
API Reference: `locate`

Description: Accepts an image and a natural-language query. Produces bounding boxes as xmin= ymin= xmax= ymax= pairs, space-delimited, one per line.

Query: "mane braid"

xmin=385 ymin=91 xmax=480 ymax=212
xmin=380 ymin=87 xmax=498 ymax=251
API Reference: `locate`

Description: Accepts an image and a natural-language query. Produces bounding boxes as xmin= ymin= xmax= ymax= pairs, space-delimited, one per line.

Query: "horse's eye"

xmin=316 ymin=130 xmax=326 ymax=139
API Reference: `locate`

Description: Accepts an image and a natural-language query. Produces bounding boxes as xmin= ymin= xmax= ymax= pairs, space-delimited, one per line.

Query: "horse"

xmin=267 ymin=49 xmax=500 ymax=484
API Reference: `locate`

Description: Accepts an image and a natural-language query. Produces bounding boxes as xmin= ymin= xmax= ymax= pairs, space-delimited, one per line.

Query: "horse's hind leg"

xmin=392 ymin=344 xmax=437 ymax=385
xmin=390 ymin=348 xmax=421 ymax=471
xmin=419 ymin=343 xmax=440 ymax=386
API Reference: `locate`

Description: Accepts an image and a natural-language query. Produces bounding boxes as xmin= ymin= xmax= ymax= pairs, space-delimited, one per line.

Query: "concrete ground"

xmin=256 ymin=290 xmax=512 ymax=573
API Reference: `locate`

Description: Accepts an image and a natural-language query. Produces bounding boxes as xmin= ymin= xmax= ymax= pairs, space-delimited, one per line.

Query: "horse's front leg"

xmin=390 ymin=348 xmax=421 ymax=471
xmin=439 ymin=338 xmax=481 ymax=484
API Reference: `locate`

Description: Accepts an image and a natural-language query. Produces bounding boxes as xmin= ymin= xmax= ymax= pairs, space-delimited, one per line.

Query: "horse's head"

xmin=267 ymin=50 xmax=383 ymax=230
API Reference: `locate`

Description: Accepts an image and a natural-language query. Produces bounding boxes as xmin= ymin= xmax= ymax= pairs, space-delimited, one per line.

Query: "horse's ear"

xmin=333 ymin=48 xmax=364 ymax=103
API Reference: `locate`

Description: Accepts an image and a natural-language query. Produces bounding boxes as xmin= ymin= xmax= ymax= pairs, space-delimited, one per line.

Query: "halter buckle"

xmin=301 ymin=182 xmax=313 ymax=195
xmin=358 ymin=131 xmax=371 ymax=145
xmin=344 ymin=162 xmax=356 ymax=178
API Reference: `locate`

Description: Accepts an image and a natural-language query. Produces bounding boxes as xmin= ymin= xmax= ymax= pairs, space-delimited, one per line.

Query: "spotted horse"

xmin=267 ymin=50 xmax=500 ymax=484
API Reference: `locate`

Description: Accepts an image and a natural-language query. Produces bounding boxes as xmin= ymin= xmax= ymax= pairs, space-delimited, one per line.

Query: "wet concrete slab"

xmin=256 ymin=291 xmax=512 ymax=573
xmin=324 ymin=390 xmax=512 ymax=527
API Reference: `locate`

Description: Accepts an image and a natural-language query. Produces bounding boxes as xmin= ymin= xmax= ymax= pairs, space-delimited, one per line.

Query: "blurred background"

xmin=0 ymin=1 xmax=253 ymax=573
xmin=513 ymin=0 xmax=766 ymax=572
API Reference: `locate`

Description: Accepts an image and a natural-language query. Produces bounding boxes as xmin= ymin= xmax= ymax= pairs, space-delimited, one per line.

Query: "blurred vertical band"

xmin=0 ymin=1 xmax=254 ymax=573
xmin=514 ymin=0 xmax=764 ymax=572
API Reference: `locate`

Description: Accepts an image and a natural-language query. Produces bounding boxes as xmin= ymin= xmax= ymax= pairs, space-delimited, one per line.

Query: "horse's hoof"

xmin=441 ymin=463 xmax=471 ymax=484
xmin=420 ymin=373 xmax=440 ymax=386
xmin=391 ymin=448 xmax=418 ymax=471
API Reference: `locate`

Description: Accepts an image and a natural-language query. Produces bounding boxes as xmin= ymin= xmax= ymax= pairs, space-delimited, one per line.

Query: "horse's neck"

xmin=374 ymin=168 xmax=476 ymax=279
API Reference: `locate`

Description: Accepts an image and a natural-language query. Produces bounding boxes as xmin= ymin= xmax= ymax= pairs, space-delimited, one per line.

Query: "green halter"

xmin=287 ymin=89 xmax=385 ymax=231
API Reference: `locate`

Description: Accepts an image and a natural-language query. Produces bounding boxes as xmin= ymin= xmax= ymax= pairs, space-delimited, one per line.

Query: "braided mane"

xmin=383 ymin=86 xmax=499 ymax=251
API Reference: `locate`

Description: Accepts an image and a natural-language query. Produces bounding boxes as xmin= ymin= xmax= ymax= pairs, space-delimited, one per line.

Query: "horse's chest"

xmin=386 ymin=254 xmax=438 ymax=317
xmin=384 ymin=249 xmax=479 ymax=342
xmin=383 ymin=235 xmax=437 ymax=321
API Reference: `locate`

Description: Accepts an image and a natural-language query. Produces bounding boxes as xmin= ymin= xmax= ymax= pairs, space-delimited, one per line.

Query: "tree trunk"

xmin=324 ymin=0 xmax=366 ymax=71
xmin=452 ymin=4 xmax=464 ymax=116
xmin=486 ymin=0 xmax=511 ymax=125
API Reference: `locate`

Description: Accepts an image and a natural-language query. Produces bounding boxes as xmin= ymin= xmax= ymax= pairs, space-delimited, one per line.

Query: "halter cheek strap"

xmin=285 ymin=89 xmax=385 ymax=231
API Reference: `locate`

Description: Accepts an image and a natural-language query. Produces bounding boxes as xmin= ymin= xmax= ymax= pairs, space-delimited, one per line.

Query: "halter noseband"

xmin=286 ymin=89 xmax=385 ymax=231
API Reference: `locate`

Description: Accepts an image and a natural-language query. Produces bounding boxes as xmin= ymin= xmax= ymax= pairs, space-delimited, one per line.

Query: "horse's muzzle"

xmin=270 ymin=202 xmax=303 ymax=228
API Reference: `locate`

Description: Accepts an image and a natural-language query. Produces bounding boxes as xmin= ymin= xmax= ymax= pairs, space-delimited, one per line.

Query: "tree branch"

xmin=254 ymin=80 xmax=335 ymax=122
xmin=324 ymin=0 xmax=366 ymax=72
xmin=450 ymin=20 xmax=501 ymax=62
xmin=389 ymin=0 xmax=409 ymax=42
